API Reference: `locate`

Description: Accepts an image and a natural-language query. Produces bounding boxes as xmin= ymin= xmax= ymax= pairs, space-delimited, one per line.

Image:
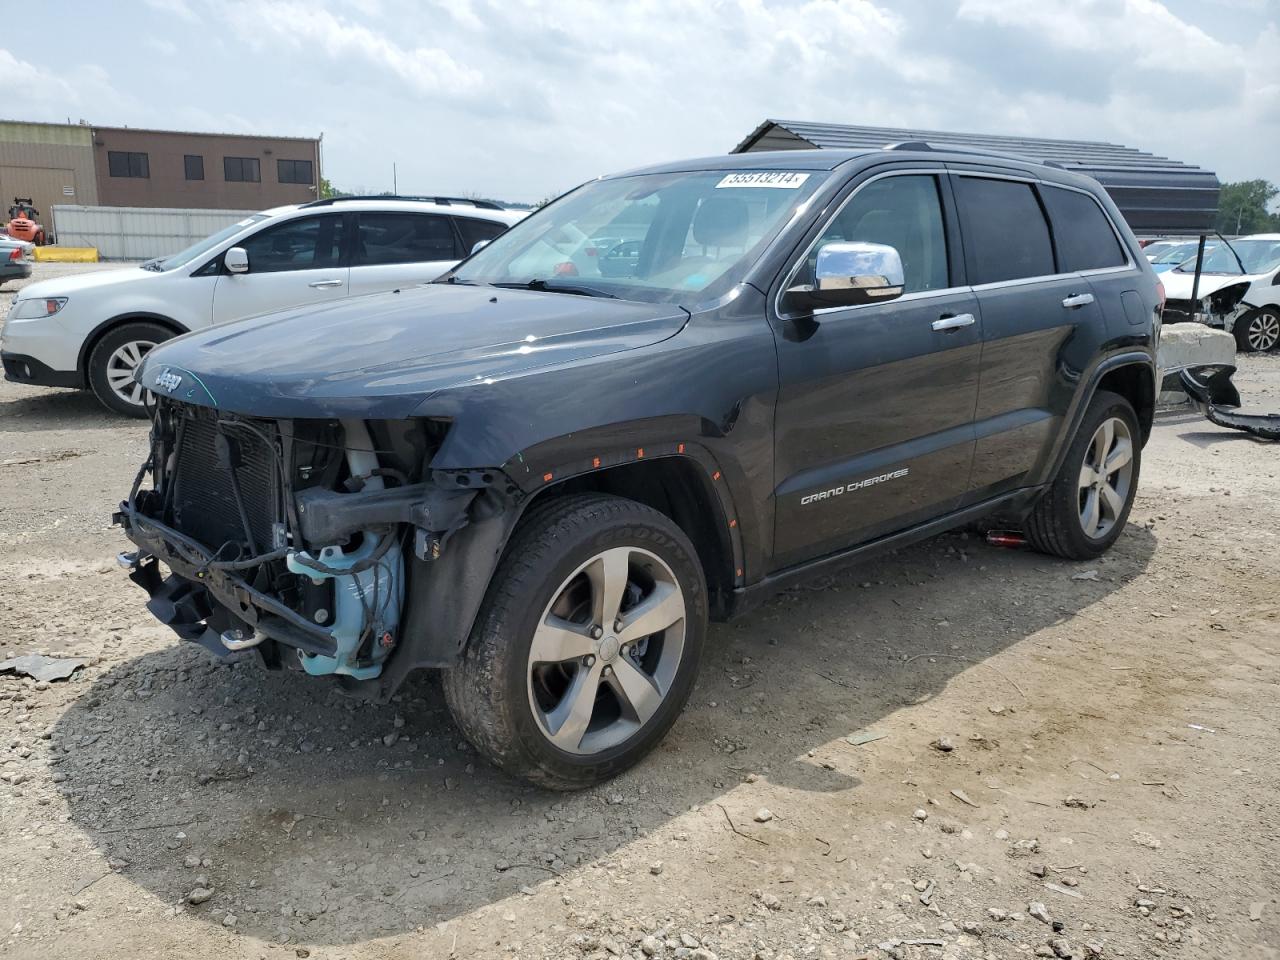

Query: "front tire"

xmin=443 ymin=494 xmax=707 ymax=789
xmin=1024 ymin=390 xmax=1140 ymax=560
xmin=1233 ymin=308 xmax=1280 ymax=353
xmin=87 ymin=322 xmax=172 ymax=417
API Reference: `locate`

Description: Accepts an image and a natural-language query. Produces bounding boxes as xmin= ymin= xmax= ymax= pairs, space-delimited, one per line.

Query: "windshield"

xmin=157 ymin=214 xmax=270 ymax=271
xmin=445 ymin=169 xmax=828 ymax=304
xmin=1150 ymin=241 xmax=1199 ymax=264
xmin=1175 ymin=238 xmax=1280 ymax=276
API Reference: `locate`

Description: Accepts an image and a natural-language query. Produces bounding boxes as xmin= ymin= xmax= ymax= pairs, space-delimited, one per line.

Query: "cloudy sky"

xmin=7 ymin=0 xmax=1278 ymax=203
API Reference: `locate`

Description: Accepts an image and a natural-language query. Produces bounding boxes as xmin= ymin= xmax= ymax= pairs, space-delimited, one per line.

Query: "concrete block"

xmin=1157 ymin=324 xmax=1235 ymax=404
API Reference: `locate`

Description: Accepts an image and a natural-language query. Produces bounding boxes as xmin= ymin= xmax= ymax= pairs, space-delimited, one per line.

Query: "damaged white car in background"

xmin=1160 ymin=234 xmax=1280 ymax=352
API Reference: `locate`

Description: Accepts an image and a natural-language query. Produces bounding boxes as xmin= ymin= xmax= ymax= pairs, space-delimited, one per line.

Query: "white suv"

xmin=1 ymin=197 xmax=524 ymax=415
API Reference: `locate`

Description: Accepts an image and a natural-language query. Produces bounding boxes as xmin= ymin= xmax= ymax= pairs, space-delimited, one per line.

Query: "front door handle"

xmin=309 ymin=278 xmax=344 ymax=288
xmin=932 ymin=313 xmax=976 ymax=332
xmin=1062 ymin=293 xmax=1095 ymax=308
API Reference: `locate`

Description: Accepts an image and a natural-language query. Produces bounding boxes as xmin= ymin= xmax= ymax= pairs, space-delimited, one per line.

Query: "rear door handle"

xmin=309 ymin=278 xmax=344 ymax=288
xmin=932 ymin=313 xmax=976 ymax=332
xmin=1062 ymin=293 xmax=1095 ymax=308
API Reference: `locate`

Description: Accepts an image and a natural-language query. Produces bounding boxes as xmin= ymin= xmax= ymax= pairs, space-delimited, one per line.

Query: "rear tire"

xmin=1233 ymin=308 xmax=1280 ymax=353
xmin=1024 ymin=390 xmax=1140 ymax=561
xmin=443 ymin=494 xmax=707 ymax=789
xmin=87 ymin=321 xmax=172 ymax=417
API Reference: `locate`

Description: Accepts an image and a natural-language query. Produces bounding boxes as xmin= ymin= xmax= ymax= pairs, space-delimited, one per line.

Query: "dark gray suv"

xmin=116 ymin=145 xmax=1161 ymax=788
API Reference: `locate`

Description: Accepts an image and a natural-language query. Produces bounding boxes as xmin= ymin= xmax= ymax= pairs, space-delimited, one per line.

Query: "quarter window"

xmin=1040 ymin=185 xmax=1127 ymax=272
xmin=953 ymin=177 xmax=1055 ymax=284
xmin=277 ymin=159 xmax=314 ymax=185
xmin=224 ymin=156 xmax=261 ymax=183
xmin=107 ymin=151 xmax=149 ymax=178
xmin=184 ymin=155 xmax=204 ymax=181
xmin=797 ymin=174 xmax=949 ymax=294
xmin=355 ymin=213 xmax=458 ymax=265
xmin=237 ymin=215 xmax=344 ymax=273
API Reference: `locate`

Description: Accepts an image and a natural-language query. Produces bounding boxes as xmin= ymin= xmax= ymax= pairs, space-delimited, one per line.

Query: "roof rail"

xmin=300 ymin=195 xmax=506 ymax=211
xmin=885 ymin=140 xmax=1066 ymax=167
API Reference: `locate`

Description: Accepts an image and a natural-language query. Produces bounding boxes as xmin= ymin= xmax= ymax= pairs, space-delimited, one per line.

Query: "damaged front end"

xmin=1163 ymin=282 xmax=1252 ymax=332
xmin=115 ymin=399 xmax=494 ymax=685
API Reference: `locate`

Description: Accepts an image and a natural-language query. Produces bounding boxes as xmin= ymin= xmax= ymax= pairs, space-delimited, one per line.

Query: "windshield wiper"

xmin=436 ymin=275 xmax=479 ymax=286
xmin=491 ymin=279 xmax=617 ymax=299
xmin=140 ymin=258 xmax=164 ymax=272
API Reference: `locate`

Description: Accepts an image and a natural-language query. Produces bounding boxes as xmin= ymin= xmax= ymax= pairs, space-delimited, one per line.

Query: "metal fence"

xmin=50 ymin=204 xmax=259 ymax=260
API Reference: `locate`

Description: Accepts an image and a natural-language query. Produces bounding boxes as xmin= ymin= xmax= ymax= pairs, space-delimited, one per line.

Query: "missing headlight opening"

xmin=114 ymin=400 xmax=482 ymax=684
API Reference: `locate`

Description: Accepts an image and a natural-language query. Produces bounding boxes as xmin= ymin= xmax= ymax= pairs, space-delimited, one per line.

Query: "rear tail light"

xmin=6 ymin=248 xmax=20 ymax=262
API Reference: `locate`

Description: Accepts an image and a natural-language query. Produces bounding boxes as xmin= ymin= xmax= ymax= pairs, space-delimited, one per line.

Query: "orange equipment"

xmin=4 ymin=198 xmax=47 ymax=245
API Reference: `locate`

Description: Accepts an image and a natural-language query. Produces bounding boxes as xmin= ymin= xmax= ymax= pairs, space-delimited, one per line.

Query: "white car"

xmin=1 ymin=197 xmax=523 ymax=414
xmin=1160 ymin=234 xmax=1280 ymax=352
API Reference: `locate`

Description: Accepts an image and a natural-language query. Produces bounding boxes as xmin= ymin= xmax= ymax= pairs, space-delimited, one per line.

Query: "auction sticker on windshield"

xmin=716 ymin=171 xmax=811 ymax=189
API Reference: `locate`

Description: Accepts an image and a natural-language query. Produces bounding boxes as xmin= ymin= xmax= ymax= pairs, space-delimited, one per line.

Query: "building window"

xmin=184 ymin=155 xmax=204 ymax=181
xmin=277 ymin=159 xmax=314 ymax=185
xmin=223 ymin=156 xmax=261 ymax=183
xmin=107 ymin=151 xmax=150 ymax=178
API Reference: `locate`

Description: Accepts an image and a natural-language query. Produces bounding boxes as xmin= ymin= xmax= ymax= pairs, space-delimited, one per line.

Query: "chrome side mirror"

xmin=786 ymin=241 xmax=905 ymax=312
xmin=224 ymin=246 xmax=249 ymax=274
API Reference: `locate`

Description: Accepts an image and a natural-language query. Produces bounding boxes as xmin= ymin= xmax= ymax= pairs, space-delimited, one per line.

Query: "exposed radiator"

xmin=170 ymin=412 xmax=280 ymax=553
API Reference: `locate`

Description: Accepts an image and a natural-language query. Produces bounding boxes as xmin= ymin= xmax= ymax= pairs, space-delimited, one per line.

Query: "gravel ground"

xmin=2 ymin=263 xmax=1278 ymax=960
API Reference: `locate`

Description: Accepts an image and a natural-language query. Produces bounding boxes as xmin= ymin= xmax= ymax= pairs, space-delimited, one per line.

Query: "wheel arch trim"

xmin=77 ymin=312 xmax=189 ymax=382
xmin=1045 ymin=351 xmax=1156 ymax=482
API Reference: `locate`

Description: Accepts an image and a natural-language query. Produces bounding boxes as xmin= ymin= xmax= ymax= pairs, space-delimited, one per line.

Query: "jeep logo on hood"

xmin=153 ymin=368 xmax=183 ymax=393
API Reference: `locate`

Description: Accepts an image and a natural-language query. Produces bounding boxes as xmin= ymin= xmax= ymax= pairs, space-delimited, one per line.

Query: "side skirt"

xmin=723 ymin=485 xmax=1048 ymax=621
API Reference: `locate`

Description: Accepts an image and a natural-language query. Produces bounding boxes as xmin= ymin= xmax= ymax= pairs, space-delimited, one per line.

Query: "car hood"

xmin=137 ymin=283 xmax=690 ymax=418
xmin=1160 ymin=270 xmax=1257 ymax=299
xmin=17 ymin=265 xmax=153 ymax=300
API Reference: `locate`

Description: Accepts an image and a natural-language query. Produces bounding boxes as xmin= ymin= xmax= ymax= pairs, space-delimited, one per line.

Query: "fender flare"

xmin=373 ymin=441 xmax=745 ymax=700
xmin=1044 ymin=351 xmax=1156 ymax=482
xmin=77 ymin=312 xmax=189 ymax=379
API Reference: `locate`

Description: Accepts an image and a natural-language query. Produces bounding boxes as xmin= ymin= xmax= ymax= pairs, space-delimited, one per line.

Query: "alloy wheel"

xmin=1246 ymin=311 xmax=1280 ymax=352
xmin=527 ymin=546 xmax=686 ymax=756
xmin=1078 ymin=416 xmax=1135 ymax=539
xmin=105 ymin=340 xmax=157 ymax=407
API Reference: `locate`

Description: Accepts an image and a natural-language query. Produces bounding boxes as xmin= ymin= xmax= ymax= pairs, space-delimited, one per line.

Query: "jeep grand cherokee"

xmin=116 ymin=145 xmax=1160 ymax=788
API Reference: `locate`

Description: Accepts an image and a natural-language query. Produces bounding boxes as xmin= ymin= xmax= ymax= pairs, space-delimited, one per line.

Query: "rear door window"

xmin=953 ymin=177 xmax=1055 ymax=284
xmin=355 ymin=213 xmax=460 ymax=265
xmin=1040 ymin=185 xmax=1128 ymax=272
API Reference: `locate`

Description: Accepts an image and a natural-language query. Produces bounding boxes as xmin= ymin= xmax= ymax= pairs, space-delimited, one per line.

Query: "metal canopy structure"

xmin=732 ymin=120 xmax=1220 ymax=237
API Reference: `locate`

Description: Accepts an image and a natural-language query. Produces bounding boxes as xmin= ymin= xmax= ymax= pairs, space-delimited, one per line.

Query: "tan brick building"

xmin=1 ymin=120 xmax=322 ymax=218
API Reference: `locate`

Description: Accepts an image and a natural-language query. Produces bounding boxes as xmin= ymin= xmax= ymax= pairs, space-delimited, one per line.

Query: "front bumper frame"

xmin=116 ymin=504 xmax=340 ymax=658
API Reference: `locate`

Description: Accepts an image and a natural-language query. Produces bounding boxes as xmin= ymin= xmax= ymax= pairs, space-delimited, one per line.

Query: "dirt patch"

xmin=1 ymin=283 xmax=1278 ymax=958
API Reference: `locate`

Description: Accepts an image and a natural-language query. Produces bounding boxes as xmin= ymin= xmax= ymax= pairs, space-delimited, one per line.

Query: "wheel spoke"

xmin=617 ymin=581 xmax=684 ymax=644
xmin=1081 ymin=488 xmax=1101 ymax=537
xmin=588 ymin=548 xmax=630 ymax=628
xmin=1100 ymin=481 xmax=1125 ymax=521
xmin=1093 ymin=418 xmax=1113 ymax=468
xmin=545 ymin=661 xmax=603 ymax=751
xmin=1078 ymin=464 xmax=1096 ymax=490
xmin=123 ymin=342 xmax=141 ymax=366
xmin=107 ymin=370 xmax=134 ymax=388
xmin=608 ymin=657 xmax=663 ymax=725
xmin=530 ymin=615 xmax=595 ymax=664
xmin=1104 ymin=438 xmax=1132 ymax=473
xmin=128 ymin=383 xmax=144 ymax=404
